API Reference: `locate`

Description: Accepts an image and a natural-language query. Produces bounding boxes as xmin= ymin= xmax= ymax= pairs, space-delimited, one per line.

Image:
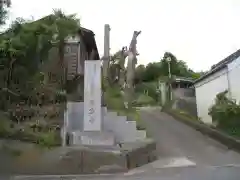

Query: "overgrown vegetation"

xmin=104 ymin=85 xmax=146 ymax=130
xmin=0 ymin=5 xmax=80 ymax=147
xmin=135 ymin=82 xmax=159 ymax=104
xmin=209 ymin=90 xmax=240 ymax=138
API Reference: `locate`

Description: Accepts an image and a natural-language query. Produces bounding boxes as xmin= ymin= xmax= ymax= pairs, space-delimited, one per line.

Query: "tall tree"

xmin=0 ymin=9 xmax=80 ymax=108
xmin=134 ymin=52 xmax=203 ymax=83
xmin=50 ymin=9 xmax=80 ymax=89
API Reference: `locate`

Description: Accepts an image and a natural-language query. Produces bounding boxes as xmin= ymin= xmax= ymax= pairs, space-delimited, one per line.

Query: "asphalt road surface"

xmin=140 ymin=109 xmax=240 ymax=166
xmin=10 ymin=108 xmax=240 ymax=180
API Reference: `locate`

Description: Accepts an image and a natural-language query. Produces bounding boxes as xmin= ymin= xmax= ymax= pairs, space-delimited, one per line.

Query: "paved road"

xmin=140 ymin=109 xmax=240 ymax=166
xmin=9 ymin=166 xmax=240 ymax=180
xmin=11 ymin=108 xmax=240 ymax=180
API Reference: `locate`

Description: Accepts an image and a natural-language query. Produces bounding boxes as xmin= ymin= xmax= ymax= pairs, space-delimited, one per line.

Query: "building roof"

xmin=194 ymin=49 xmax=240 ymax=84
xmin=173 ymin=76 xmax=194 ymax=83
xmin=78 ymin=27 xmax=100 ymax=60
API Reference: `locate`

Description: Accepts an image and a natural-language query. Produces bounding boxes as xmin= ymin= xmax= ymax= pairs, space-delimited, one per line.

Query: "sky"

xmin=4 ymin=0 xmax=240 ymax=71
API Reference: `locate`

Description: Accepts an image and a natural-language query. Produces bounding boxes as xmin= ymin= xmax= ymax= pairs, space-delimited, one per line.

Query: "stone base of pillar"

xmin=69 ymin=131 xmax=115 ymax=146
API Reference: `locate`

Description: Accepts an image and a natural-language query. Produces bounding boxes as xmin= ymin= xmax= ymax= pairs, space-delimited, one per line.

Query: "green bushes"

xmin=0 ymin=111 xmax=61 ymax=148
xmin=37 ymin=131 xmax=61 ymax=148
xmin=0 ymin=125 xmax=61 ymax=148
xmin=209 ymin=90 xmax=240 ymax=137
xmin=133 ymin=94 xmax=156 ymax=107
xmin=104 ymin=85 xmax=125 ymax=110
xmin=135 ymin=82 xmax=158 ymax=100
xmin=104 ymin=86 xmax=146 ymax=130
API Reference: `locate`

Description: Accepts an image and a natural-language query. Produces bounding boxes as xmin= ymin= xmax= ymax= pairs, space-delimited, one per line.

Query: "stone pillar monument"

xmin=70 ymin=59 xmax=115 ymax=146
xmin=83 ymin=60 xmax=102 ymax=131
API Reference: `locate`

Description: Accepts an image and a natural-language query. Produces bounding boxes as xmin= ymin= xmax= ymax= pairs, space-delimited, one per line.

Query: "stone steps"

xmin=63 ymin=101 xmax=147 ymax=146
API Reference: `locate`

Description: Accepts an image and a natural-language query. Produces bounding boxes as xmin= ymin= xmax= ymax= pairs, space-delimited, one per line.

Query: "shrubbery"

xmin=104 ymin=85 xmax=146 ymax=130
xmin=209 ymin=90 xmax=240 ymax=137
xmin=135 ymin=82 xmax=158 ymax=101
xmin=132 ymin=94 xmax=156 ymax=107
xmin=104 ymin=85 xmax=126 ymax=110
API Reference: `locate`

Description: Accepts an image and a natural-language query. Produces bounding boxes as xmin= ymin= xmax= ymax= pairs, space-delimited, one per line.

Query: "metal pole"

xmin=167 ymin=57 xmax=172 ymax=100
xmin=167 ymin=61 xmax=171 ymax=79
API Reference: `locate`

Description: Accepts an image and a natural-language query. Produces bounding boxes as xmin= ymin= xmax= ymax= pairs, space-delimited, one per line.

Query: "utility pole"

xmin=166 ymin=57 xmax=172 ymax=100
xmin=102 ymin=24 xmax=111 ymax=78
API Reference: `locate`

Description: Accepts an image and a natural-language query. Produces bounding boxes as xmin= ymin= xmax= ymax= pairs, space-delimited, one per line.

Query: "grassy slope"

xmin=104 ymin=85 xmax=146 ymax=130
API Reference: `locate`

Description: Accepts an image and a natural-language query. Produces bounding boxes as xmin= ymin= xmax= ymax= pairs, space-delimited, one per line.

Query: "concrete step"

xmin=64 ymin=102 xmax=147 ymax=144
xmin=69 ymin=131 xmax=115 ymax=146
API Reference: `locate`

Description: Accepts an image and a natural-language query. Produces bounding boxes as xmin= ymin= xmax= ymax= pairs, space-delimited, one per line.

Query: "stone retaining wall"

xmin=122 ymin=139 xmax=157 ymax=169
xmin=0 ymin=139 xmax=157 ymax=175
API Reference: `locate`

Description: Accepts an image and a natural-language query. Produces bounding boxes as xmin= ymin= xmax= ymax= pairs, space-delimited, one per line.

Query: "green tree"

xmin=134 ymin=52 xmax=202 ymax=83
xmin=50 ymin=9 xmax=80 ymax=88
xmin=134 ymin=64 xmax=145 ymax=83
xmin=142 ymin=62 xmax=162 ymax=82
xmin=0 ymin=9 xmax=80 ymax=108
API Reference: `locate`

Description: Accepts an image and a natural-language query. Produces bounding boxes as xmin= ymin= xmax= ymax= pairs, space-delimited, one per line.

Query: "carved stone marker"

xmin=72 ymin=60 xmax=116 ymax=146
xmin=84 ymin=60 xmax=102 ymax=131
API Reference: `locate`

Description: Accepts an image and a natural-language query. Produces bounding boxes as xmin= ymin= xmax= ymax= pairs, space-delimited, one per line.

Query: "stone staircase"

xmin=102 ymin=107 xmax=146 ymax=143
xmin=63 ymin=101 xmax=147 ymax=146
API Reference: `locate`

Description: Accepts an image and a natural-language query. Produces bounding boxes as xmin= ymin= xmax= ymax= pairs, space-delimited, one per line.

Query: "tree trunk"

xmin=58 ymin=40 xmax=66 ymax=89
xmin=124 ymin=31 xmax=141 ymax=109
xmin=117 ymin=47 xmax=127 ymax=88
xmin=125 ymin=52 xmax=135 ymax=109
xmin=6 ymin=58 xmax=15 ymax=88
xmin=6 ymin=57 xmax=16 ymax=107
xmin=119 ymin=55 xmax=127 ymax=88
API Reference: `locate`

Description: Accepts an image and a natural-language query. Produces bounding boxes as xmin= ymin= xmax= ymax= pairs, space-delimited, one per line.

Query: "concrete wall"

xmin=173 ymin=88 xmax=195 ymax=98
xmin=227 ymin=56 xmax=240 ymax=103
xmin=172 ymin=88 xmax=197 ymax=117
xmin=195 ymin=67 xmax=229 ymax=124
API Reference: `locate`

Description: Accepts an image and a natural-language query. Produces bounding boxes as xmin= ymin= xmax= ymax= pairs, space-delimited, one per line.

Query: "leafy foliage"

xmin=0 ymin=8 xmax=80 ymax=147
xmin=209 ymin=91 xmax=240 ymax=137
xmin=135 ymin=52 xmax=203 ymax=83
xmin=135 ymin=82 xmax=159 ymax=101
xmin=104 ymin=85 xmax=125 ymax=110
xmin=104 ymin=85 xmax=146 ymax=130
xmin=0 ymin=10 xmax=80 ymax=107
xmin=133 ymin=94 xmax=156 ymax=107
